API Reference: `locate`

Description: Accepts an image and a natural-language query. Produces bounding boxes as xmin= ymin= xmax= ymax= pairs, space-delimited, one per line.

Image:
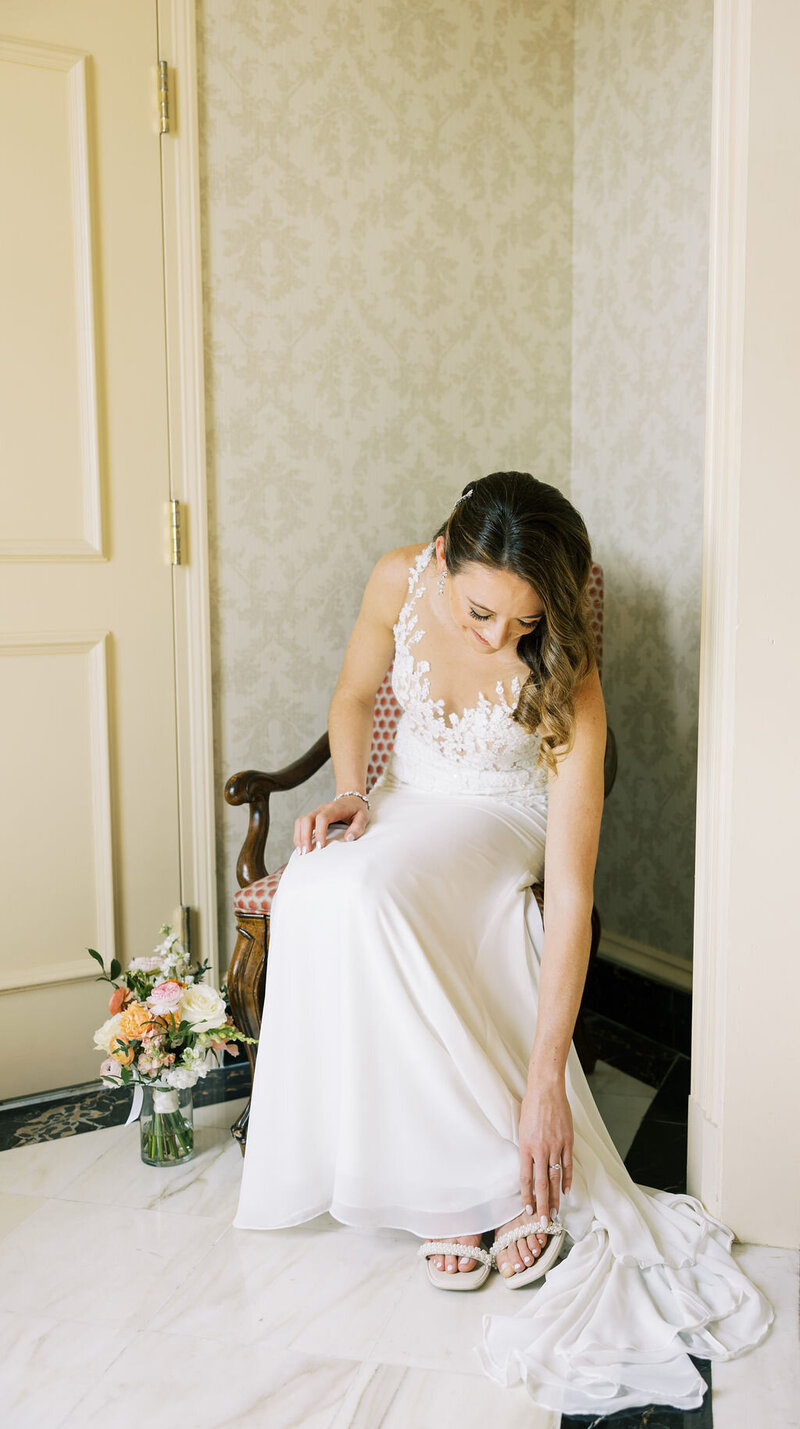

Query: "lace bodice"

xmin=385 ymin=543 xmax=548 ymax=803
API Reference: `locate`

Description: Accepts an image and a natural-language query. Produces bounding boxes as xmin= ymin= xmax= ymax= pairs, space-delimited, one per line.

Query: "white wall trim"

xmin=598 ymin=932 xmax=693 ymax=993
xmin=157 ymin=0 xmax=218 ymax=981
xmin=688 ymin=0 xmax=751 ymax=1216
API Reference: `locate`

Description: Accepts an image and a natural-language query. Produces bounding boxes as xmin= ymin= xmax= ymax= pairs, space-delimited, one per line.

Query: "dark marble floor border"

xmin=584 ymin=1010 xmax=678 ymax=1089
xmin=0 ymin=1061 xmax=251 ymax=1151
xmin=583 ymin=960 xmax=692 ymax=1057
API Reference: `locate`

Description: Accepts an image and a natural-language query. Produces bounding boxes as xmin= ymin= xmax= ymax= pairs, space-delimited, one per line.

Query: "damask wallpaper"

xmin=196 ymin=0 xmax=576 ymax=968
xmin=570 ymin=0 xmax=713 ymax=963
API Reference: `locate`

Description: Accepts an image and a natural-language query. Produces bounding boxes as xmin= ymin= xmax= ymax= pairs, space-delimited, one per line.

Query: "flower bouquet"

xmin=90 ymin=924 xmax=256 ymax=1165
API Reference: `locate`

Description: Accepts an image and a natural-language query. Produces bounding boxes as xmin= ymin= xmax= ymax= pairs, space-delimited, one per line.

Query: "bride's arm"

xmin=518 ymin=666 xmax=607 ymax=1222
xmin=294 ymin=546 xmax=416 ymax=855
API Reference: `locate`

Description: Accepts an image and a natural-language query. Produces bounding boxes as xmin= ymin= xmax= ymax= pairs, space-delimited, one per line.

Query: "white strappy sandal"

xmin=489 ymin=1217 xmax=567 ymax=1287
xmin=418 ymin=1237 xmax=493 ymax=1290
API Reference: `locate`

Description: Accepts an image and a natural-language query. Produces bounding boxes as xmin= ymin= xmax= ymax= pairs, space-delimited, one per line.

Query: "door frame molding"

xmin=157 ymin=0 xmax=218 ymax=980
xmin=688 ymin=0 xmax=751 ymax=1215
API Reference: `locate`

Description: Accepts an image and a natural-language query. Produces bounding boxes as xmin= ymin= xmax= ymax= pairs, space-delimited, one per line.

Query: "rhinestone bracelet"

xmin=336 ymin=790 xmax=370 ymax=810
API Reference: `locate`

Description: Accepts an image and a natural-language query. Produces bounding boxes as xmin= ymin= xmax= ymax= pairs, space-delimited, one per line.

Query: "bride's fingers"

xmin=344 ymin=810 xmax=368 ymax=842
xmin=548 ymin=1156 xmax=562 ymax=1217
xmin=533 ymin=1155 xmax=551 ymax=1228
xmin=314 ymin=811 xmax=331 ymax=850
xmin=561 ymin=1147 xmax=574 ymax=1199
xmin=519 ymin=1155 xmax=534 ymax=1218
xmin=295 ymin=814 xmax=314 ymax=854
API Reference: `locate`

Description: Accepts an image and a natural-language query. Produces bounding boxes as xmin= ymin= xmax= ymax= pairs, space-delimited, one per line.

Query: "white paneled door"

xmin=0 ymin=1 xmax=183 ymax=1096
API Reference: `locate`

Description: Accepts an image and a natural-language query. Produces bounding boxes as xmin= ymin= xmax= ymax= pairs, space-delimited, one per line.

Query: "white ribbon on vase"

xmin=124 ymin=1083 xmax=144 ymax=1125
xmin=123 ymin=1083 xmax=182 ymax=1123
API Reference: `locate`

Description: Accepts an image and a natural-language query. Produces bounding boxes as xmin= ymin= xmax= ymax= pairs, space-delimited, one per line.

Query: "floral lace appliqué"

xmin=391 ymin=544 xmax=546 ymax=788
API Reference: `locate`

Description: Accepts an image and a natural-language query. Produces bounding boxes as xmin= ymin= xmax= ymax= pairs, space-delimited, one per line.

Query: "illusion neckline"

xmin=394 ymin=543 xmax=525 ymax=729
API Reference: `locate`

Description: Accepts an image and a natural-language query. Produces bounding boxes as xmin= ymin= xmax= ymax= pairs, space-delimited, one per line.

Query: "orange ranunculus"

xmin=110 ymin=1039 xmax=135 ymax=1065
xmin=118 ymin=1002 xmax=154 ymax=1041
xmin=108 ymin=986 xmax=129 ymax=1016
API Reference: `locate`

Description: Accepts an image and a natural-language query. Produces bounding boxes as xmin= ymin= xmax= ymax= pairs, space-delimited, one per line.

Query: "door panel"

xmin=0 ymin=0 xmax=181 ymax=1097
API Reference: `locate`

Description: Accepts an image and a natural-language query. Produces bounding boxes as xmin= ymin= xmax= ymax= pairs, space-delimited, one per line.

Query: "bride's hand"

xmin=294 ymin=795 xmax=370 ymax=855
xmin=518 ymin=1078 xmax=574 ymax=1226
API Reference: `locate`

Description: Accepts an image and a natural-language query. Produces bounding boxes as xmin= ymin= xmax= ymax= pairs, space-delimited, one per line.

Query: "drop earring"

xmin=437 ymin=570 xmax=446 ymax=596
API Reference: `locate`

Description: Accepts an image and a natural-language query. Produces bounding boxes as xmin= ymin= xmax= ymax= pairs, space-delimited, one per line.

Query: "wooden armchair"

xmin=224 ymin=564 xmax=617 ymax=1153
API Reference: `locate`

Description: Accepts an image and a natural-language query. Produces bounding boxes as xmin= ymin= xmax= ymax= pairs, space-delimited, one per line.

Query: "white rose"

xmin=93 ymin=1013 xmax=123 ymax=1054
xmin=179 ymin=983 xmax=227 ymax=1033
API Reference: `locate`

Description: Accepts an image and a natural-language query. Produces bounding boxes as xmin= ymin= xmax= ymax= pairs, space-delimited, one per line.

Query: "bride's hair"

xmin=434 ymin=471 xmax=596 ymax=772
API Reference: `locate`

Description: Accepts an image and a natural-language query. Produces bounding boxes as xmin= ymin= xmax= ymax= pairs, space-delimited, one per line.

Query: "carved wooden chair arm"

xmin=224 ymin=732 xmax=331 ymax=888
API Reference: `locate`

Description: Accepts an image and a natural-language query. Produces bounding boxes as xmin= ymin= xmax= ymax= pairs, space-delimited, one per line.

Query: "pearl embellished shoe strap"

xmin=418 ymin=1240 xmax=492 ymax=1267
xmin=489 ymin=1220 xmax=563 ymax=1258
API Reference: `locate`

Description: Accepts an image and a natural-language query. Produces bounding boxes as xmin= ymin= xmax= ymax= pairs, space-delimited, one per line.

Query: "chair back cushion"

xmin=365 ymin=669 xmax=403 ymax=793
xmin=587 ymin=562 xmax=604 ymax=677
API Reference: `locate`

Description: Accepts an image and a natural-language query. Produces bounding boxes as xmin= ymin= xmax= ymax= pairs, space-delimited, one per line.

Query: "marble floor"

xmin=0 ymin=1032 xmax=797 ymax=1429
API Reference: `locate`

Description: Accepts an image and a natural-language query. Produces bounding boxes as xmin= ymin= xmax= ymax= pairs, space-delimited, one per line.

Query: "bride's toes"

xmin=520 ymin=1235 xmax=537 ymax=1263
xmin=425 ymin=1236 xmax=480 ymax=1274
xmin=498 ymin=1246 xmax=524 ymax=1277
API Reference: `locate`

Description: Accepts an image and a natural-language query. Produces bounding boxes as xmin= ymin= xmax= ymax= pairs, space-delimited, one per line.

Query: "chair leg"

xmin=226 ymin=914 xmax=268 ymax=1155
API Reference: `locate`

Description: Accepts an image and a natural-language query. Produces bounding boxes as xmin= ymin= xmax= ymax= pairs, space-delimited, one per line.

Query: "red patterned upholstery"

xmin=587 ymin=563 xmax=603 ymax=677
xmin=365 ymin=668 xmax=404 ymax=792
xmin=233 ymin=563 xmax=605 ymax=917
xmin=234 ymin=866 xmax=287 ymax=915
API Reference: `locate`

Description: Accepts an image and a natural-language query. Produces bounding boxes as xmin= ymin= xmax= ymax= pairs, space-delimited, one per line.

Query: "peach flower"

xmin=108 ymin=986 xmax=129 ymax=1016
xmin=118 ymin=1002 xmax=154 ymax=1041
xmin=110 ymin=1040 xmax=135 ymax=1066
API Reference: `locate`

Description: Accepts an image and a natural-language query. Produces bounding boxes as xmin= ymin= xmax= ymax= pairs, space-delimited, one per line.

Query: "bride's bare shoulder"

xmin=365 ymin=542 xmax=430 ymax=622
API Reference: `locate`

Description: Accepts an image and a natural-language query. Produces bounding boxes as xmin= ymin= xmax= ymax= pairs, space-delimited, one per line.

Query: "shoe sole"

xmin=424 ymin=1259 xmax=492 ymax=1290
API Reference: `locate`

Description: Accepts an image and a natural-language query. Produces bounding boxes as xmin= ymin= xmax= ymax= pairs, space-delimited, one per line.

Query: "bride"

xmin=233 ymin=471 xmax=772 ymax=1415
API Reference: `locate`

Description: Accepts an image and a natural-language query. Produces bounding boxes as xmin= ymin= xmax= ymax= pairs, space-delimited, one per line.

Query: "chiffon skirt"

xmin=233 ymin=769 xmax=773 ymax=1416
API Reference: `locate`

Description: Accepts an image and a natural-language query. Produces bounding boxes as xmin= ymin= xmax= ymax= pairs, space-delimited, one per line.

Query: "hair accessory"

xmin=453 ymin=488 xmax=473 ymax=509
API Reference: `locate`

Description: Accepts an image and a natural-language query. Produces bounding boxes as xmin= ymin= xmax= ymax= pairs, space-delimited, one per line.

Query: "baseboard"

xmin=598 ymin=931 xmax=693 ymax=993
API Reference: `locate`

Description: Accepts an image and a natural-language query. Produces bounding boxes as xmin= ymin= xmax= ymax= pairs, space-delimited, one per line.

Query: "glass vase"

xmin=139 ymin=1083 xmax=194 ymax=1166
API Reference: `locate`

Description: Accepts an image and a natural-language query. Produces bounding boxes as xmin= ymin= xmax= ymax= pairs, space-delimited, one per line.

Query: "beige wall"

xmin=571 ymin=0 xmax=713 ymax=964
xmin=197 ymin=0 xmax=576 ymax=968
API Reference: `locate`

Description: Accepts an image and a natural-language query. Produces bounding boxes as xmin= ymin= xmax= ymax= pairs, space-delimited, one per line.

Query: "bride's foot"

xmin=493 ymin=1210 xmax=550 ymax=1278
xmin=423 ymin=1233 xmax=484 ymax=1275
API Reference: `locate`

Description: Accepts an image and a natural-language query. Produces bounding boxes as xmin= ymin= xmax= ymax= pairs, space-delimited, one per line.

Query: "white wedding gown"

xmin=233 ymin=543 xmax=772 ymax=1416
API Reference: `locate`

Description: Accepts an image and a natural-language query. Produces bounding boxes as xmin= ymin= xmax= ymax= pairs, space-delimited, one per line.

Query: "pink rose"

xmin=147 ymin=980 xmax=183 ymax=1012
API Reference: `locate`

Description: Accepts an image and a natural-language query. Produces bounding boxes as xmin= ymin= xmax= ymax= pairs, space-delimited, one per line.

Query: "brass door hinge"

xmin=158 ymin=59 xmax=170 ymax=134
xmin=170 ymin=498 xmax=182 ymax=565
